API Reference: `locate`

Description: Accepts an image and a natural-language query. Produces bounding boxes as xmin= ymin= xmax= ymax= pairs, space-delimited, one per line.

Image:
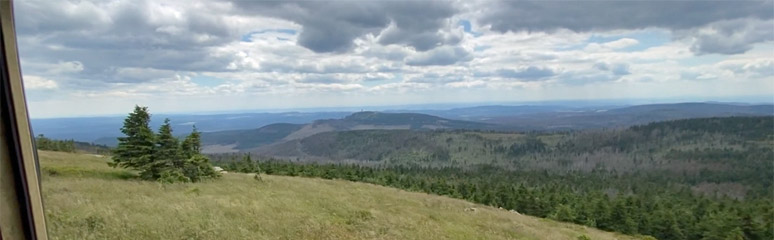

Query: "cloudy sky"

xmin=15 ymin=0 xmax=774 ymax=118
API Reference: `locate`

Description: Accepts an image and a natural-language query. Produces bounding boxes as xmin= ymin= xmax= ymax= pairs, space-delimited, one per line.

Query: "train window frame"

xmin=0 ymin=0 xmax=49 ymax=239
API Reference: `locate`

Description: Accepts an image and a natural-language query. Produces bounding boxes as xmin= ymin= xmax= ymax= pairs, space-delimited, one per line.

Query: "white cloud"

xmin=13 ymin=0 xmax=774 ymax=117
xmin=602 ymin=38 xmax=639 ymax=49
xmin=23 ymin=75 xmax=58 ymax=90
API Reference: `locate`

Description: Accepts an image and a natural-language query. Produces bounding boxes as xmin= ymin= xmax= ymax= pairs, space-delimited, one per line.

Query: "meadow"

xmin=39 ymin=150 xmax=641 ymax=240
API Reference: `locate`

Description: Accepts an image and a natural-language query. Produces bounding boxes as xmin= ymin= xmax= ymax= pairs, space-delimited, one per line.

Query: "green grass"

xmin=39 ymin=151 xmax=640 ymax=240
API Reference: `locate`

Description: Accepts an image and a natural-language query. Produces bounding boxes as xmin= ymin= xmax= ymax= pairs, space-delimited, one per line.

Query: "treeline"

xmin=35 ymin=134 xmax=112 ymax=154
xmin=259 ymin=117 xmax=774 ymax=181
xmin=212 ymin=154 xmax=773 ymax=240
xmin=111 ymin=106 xmax=219 ymax=183
xmin=630 ymin=116 xmax=774 ymax=141
xmin=35 ymin=134 xmax=76 ymax=152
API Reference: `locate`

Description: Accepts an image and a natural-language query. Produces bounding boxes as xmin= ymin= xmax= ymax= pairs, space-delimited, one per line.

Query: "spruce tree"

xmin=156 ymin=118 xmax=182 ymax=168
xmin=112 ymin=105 xmax=156 ymax=179
xmin=155 ymin=118 xmax=187 ymax=182
xmin=180 ymin=125 xmax=219 ymax=182
xmin=112 ymin=106 xmax=218 ymax=183
xmin=180 ymin=125 xmax=201 ymax=159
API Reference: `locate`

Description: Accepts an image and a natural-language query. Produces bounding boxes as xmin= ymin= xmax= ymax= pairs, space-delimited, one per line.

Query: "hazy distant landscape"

xmin=31 ymin=102 xmax=774 ymax=149
xmin=32 ymin=101 xmax=774 ymax=239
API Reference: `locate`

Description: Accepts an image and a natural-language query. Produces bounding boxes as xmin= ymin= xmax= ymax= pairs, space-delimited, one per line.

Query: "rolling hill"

xmin=32 ymin=102 xmax=773 ymax=149
xmin=201 ymin=123 xmax=304 ymax=153
xmin=211 ymin=116 xmax=773 ymax=239
xmin=201 ymin=111 xmax=492 ymax=153
xmin=249 ymin=116 xmax=774 ymax=199
xmin=33 ymin=111 xmax=352 ymax=145
xmin=197 ymin=103 xmax=772 ymax=153
xmin=38 ymin=150 xmax=640 ymax=240
xmin=484 ymin=102 xmax=773 ymax=130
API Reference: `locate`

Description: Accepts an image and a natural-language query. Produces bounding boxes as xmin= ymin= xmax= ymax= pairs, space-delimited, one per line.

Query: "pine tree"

xmin=155 ymin=118 xmax=187 ymax=182
xmin=183 ymin=154 xmax=218 ymax=182
xmin=181 ymin=125 xmax=201 ymax=159
xmin=549 ymin=204 xmax=577 ymax=222
xmin=156 ymin=119 xmax=182 ymax=168
xmin=179 ymin=125 xmax=219 ymax=182
xmin=112 ymin=105 xmax=157 ymax=179
xmin=112 ymin=106 xmax=218 ymax=183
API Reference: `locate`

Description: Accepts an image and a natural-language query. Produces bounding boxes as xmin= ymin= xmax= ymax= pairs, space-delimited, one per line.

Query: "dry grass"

xmin=39 ymin=150 xmax=640 ymax=240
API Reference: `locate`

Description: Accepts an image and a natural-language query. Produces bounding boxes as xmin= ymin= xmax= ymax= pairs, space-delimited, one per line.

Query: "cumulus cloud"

xmin=298 ymin=74 xmax=352 ymax=84
xmin=408 ymin=72 xmax=465 ymax=83
xmin=479 ymin=1 xmax=772 ymax=33
xmin=23 ymin=75 xmax=59 ymax=90
xmin=559 ymin=72 xmax=619 ymax=85
xmin=13 ymin=0 xmax=774 ymax=117
xmin=594 ymin=62 xmax=631 ymax=76
xmin=585 ymin=38 xmax=640 ymax=51
xmin=683 ymin=18 xmax=774 ymax=55
xmin=15 ymin=0 xmax=254 ymax=82
xmin=478 ymin=1 xmax=773 ymax=55
xmin=405 ymin=46 xmax=471 ymax=66
xmin=495 ymin=67 xmax=556 ymax=80
xmin=227 ymin=0 xmax=459 ymax=53
xmin=718 ymin=58 xmax=774 ymax=78
xmin=113 ymin=67 xmax=179 ymax=83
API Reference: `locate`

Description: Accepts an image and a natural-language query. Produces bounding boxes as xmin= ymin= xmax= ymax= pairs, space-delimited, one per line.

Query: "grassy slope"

xmin=39 ymin=151 xmax=640 ymax=240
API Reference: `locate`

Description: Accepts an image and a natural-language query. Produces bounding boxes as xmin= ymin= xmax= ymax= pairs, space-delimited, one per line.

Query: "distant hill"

xmin=336 ymin=111 xmax=491 ymax=130
xmin=252 ymin=116 xmax=774 ymax=190
xmin=485 ymin=102 xmax=773 ymax=130
xmin=201 ymin=123 xmax=304 ymax=153
xmin=34 ymin=102 xmax=773 ymax=148
xmin=389 ymin=105 xmax=575 ymax=121
xmin=200 ymin=103 xmax=773 ymax=153
xmin=32 ymin=111 xmax=352 ymax=144
xmin=201 ymin=111 xmax=492 ymax=153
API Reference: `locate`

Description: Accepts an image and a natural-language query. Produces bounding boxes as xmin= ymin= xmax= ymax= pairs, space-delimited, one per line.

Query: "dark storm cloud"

xmin=227 ymin=0 xmax=458 ymax=53
xmin=479 ymin=0 xmax=774 ymax=54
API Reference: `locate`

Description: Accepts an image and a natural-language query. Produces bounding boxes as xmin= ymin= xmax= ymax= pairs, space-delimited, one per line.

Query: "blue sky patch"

xmin=362 ymin=74 xmax=402 ymax=87
xmin=241 ymin=29 xmax=298 ymax=42
xmin=457 ymin=19 xmax=482 ymax=37
xmin=458 ymin=20 xmax=472 ymax=33
xmin=591 ymin=30 xmax=670 ymax=52
xmin=191 ymin=75 xmax=226 ymax=87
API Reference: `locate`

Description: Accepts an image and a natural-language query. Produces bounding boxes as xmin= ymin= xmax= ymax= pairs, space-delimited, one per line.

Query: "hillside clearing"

xmin=39 ymin=151 xmax=640 ymax=240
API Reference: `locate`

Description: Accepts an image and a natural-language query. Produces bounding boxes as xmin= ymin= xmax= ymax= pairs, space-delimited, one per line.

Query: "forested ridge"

xmin=35 ymin=134 xmax=111 ymax=154
xmin=213 ymin=116 xmax=774 ymax=240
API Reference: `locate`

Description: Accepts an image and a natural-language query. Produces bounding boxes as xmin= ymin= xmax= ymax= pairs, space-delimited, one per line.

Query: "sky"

xmin=14 ymin=0 xmax=774 ymax=118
